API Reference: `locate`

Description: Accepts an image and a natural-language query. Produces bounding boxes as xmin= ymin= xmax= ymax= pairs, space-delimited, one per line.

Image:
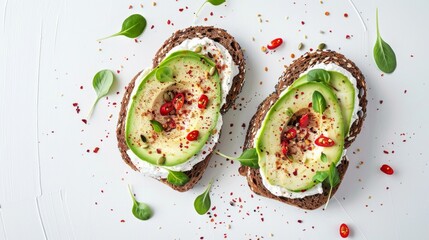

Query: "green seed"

xmin=194 ymin=46 xmax=202 ymax=53
xmin=209 ymin=67 xmax=216 ymax=76
xmin=157 ymin=156 xmax=166 ymax=165
xmin=298 ymin=42 xmax=304 ymax=50
xmin=318 ymin=43 xmax=326 ymax=50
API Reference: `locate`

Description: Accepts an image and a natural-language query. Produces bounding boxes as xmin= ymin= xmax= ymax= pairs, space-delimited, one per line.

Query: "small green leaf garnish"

xmin=166 ymin=170 xmax=190 ymax=186
xmin=373 ymin=8 xmax=397 ymax=73
xmin=88 ymin=69 xmax=115 ymax=119
xmin=155 ymin=66 xmax=174 ymax=82
xmin=312 ymin=91 xmax=327 ymax=114
xmin=312 ymin=171 xmax=329 ymax=183
xmin=195 ymin=0 xmax=226 ymax=18
xmin=98 ymin=14 xmax=147 ymax=41
xmin=194 ymin=178 xmax=214 ymax=215
xmin=150 ymin=120 xmax=164 ymax=133
xmin=285 ymin=107 xmax=294 ymax=117
xmin=307 ymin=69 xmax=331 ymax=84
xmin=128 ymin=185 xmax=153 ymax=221
xmin=216 ymin=148 xmax=259 ymax=168
xmin=320 ymin=152 xmax=328 ymax=163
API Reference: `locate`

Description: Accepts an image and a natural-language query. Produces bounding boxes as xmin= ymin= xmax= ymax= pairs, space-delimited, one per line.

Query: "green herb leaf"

xmin=150 ymin=120 xmax=164 ymax=133
xmin=312 ymin=91 xmax=327 ymax=114
xmin=320 ymin=152 xmax=328 ymax=163
xmin=194 ymin=179 xmax=214 ymax=215
xmin=195 ymin=0 xmax=226 ymax=18
xmin=312 ymin=171 xmax=329 ymax=183
xmin=166 ymin=170 xmax=190 ymax=186
xmin=324 ymin=163 xmax=341 ymax=209
xmin=88 ymin=69 xmax=115 ymax=119
xmin=307 ymin=69 xmax=331 ymax=84
xmin=98 ymin=14 xmax=147 ymax=41
xmin=128 ymin=185 xmax=153 ymax=221
xmin=373 ymin=9 xmax=397 ymax=73
xmin=286 ymin=107 xmax=294 ymax=117
xmin=155 ymin=66 xmax=174 ymax=82
xmin=216 ymin=148 xmax=259 ymax=169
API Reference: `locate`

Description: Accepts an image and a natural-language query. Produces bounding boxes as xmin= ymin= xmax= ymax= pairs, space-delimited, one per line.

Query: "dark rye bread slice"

xmin=116 ymin=26 xmax=245 ymax=192
xmin=240 ymin=50 xmax=367 ymax=210
xmin=153 ymin=26 xmax=246 ymax=114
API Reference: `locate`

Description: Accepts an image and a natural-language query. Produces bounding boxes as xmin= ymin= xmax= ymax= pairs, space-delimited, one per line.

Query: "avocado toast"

xmin=117 ymin=26 xmax=245 ymax=192
xmin=240 ymin=50 xmax=367 ymax=209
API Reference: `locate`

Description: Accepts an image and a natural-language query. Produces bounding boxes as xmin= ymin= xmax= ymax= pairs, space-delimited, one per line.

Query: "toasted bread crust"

xmin=116 ymin=26 xmax=245 ymax=192
xmin=241 ymin=50 xmax=367 ymax=209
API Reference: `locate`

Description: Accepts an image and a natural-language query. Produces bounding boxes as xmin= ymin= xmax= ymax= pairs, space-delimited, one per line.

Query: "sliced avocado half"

xmin=256 ymin=82 xmax=345 ymax=191
xmin=290 ymin=70 xmax=356 ymax=134
xmin=126 ymin=51 xmax=221 ymax=166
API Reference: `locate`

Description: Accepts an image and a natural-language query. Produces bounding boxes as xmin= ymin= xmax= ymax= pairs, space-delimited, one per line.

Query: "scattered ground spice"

xmin=344 ymin=13 xmax=349 ymax=18
xmin=325 ymin=11 xmax=330 ymax=16
xmin=93 ymin=147 xmax=100 ymax=153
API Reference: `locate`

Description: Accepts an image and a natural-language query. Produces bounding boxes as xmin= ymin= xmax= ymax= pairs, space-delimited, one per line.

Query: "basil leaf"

xmin=312 ymin=91 xmax=327 ymax=114
xmin=216 ymin=148 xmax=259 ymax=169
xmin=166 ymin=170 xmax=190 ymax=186
xmin=98 ymin=14 xmax=147 ymax=41
xmin=155 ymin=66 xmax=174 ymax=82
xmin=307 ymin=69 xmax=331 ymax=84
xmin=320 ymin=152 xmax=328 ymax=163
xmin=373 ymin=9 xmax=397 ymax=73
xmin=313 ymin=171 xmax=329 ymax=183
xmin=328 ymin=163 xmax=340 ymax=188
xmin=196 ymin=0 xmax=226 ymax=17
xmin=194 ymin=179 xmax=214 ymax=215
xmin=128 ymin=185 xmax=153 ymax=221
xmin=88 ymin=69 xmax=115 ymax=119
xmin=207 ymin=0 xmax=225 ymax=5
xmin=150 ymin=120 xmax=164 ymax=133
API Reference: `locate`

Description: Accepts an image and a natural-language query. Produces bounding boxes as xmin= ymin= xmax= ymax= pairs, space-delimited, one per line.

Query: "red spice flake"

xmin=134 ymin=39 xmax=138 ymax=43
xmin=344 ymin=13 xmax=349 ymax=18
xmin=309 ymin=48 xmax=313 ymax=51
xmin=261 ymin=218 xmax=264 ymax=222
xmin=210 ymin=12 xmax=213 ymax=16
xmin=72 ymin=103 xmax=78 ymax=107
xmin=325 ymin=11 xmax=330 ymax=16
xmin=291 ymin=53 xmax=295 ymax=58
xmin=211 ymin=206 xmax=216 ymax=211
xmin=298 ymin=220 xmax=303 ymax=223
xmin=120 ymin=219 xmax=125 ymax=223
xmin=204 ymin=17 xmax=208 ymax=21
xmin=156 ymin=149 xmax=162 ymax=154
xmin=301 ymin=21 xmax=305 ymax=25
xmin=101 ymin=190 xmax=104 ymax=193
xmin=150 ymin=25 xmax=155 ymax=29
xmin=116 ymin=70 xmax=120 ymax=74
xmin=379 ymin=100 xmax=384 ymax=104
xmin=167 ymin=19 xmax=171 ymax=25
xmin=380 ymin=164 xmax=394 ymax=175
xmin=346 ymin=35 xmax=351 ymax=39
xmin=128 ymin=5 xmax=133 ymax=9
xmin=293 ymin=169 xmax=298 ymax=176
xmin=179 ymin=8 xmax=184 ymax=12
xmin=93 ymin=147 xmax=100 ymax=153
xmin=383 ymin=150 xmax=389 ymax=154
xmin=82 ymin=119 xmax=87 ymax=124
xmin=404 ymin=90 xmax=407 ymax=94
xmin=80 ymin=86 xmax=83 ymax=90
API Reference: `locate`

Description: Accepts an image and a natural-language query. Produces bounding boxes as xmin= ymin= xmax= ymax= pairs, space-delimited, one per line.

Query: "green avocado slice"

xmin=126 ymin=51 xmax=221 ymax=166
xmin=290 ymin=70 xmax=356 ymax=135
xmin=256 ymin=82 xmax=345 ymax=192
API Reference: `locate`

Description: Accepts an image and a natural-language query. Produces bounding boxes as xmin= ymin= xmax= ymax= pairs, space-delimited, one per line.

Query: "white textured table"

xmin=1 ymin=0 xmax=428 ymax=239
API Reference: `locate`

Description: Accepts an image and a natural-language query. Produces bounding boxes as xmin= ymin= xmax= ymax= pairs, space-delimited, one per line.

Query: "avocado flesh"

xmin=126 ymin=51 xmax=221 ymax=166
xmin=290 ymin=71 xmax=356 ymax=134
xmin=256 ymin=82 xmax=345 ymax=191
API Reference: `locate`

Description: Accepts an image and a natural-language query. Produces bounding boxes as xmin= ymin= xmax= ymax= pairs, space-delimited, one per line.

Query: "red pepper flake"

xmin=346 ymin=35 xmax=351 ymax=39
xmin=120 ymin=219 xmax=125 ymax=223
xmin=72 ymin=103 xmax=78 ymax=107
xmin=128 ymin=5 xmax=133 ymax=9
xmin=167 ymin=19 xmax=171 ymax=25
xmin=116 ymin=70 xmax=120 ymax=74
xmin=80 ymin=86 xmax=83 ymax=90
xmin=82 ymin=119 xmax=87 ymax=124
xmin=261 ymin=217 xmax=264 ymax=222
xmin=290 ymin=53 xmax=295 ymax=58
xmin=93 ymin=147 xmax=100 ymax=153
xmin=150 ymin=25 xmax=155 ymax=29
xmin=298 ymin=220 xmax=303 ymax=223
xmin=204 ymin=17 xmax=208 ymax=21
xmin=344 ymin=13 xmax=349 ymax=18
xmin=179 ymin=8 xmax=184 ymax=12
xmin=301 ymin=21 xmax=305 ymax=25
xmin=134 ymin=39 xmax=138 ymax=43
xmin=404 ymin=90 xmax=407 ymax=94
xmin=325 ymin=11 xmax=330 ymax=16
xmin=210 ymin=12 xmax=213 ymax=16
xmin=383 ymin=150 xmax=389 ymax=154
xmin=292 ymin=169 xmax=298 ymax=176
xmin=380 ymin=164 xmax=394 ymax=175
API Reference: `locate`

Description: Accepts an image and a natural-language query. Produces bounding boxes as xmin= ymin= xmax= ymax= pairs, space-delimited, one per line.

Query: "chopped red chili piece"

xmin=299 ymin=114 xmax=309 ymax=128
xmin=380 ymin=164 xmax=394 ymax=175
xmin=315 ymin=135 xmax=335 ymax=147
xmin=267 ymin=38 xmax=283 ymax=50
xmin=285 ymin=128 xmax=297 ymax=139
xmin=172 ymin=93 xmax=185 ymax=110
xmin=160 ymin=102 xmax=174 ymax=115
xmin=198 ymin=94 xmax=209 ymax=109
xmin=186 ymin=130 xmax=199 ymax=141
xmin=339 ymin=223 xmax=350 ymax=238
xmin=281 ymin=141 xmax=288 ymax=155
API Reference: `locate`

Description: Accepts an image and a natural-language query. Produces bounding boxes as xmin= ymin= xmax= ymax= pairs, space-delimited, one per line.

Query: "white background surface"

xmin=1 ymin=0 xmax=428 ymax=239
